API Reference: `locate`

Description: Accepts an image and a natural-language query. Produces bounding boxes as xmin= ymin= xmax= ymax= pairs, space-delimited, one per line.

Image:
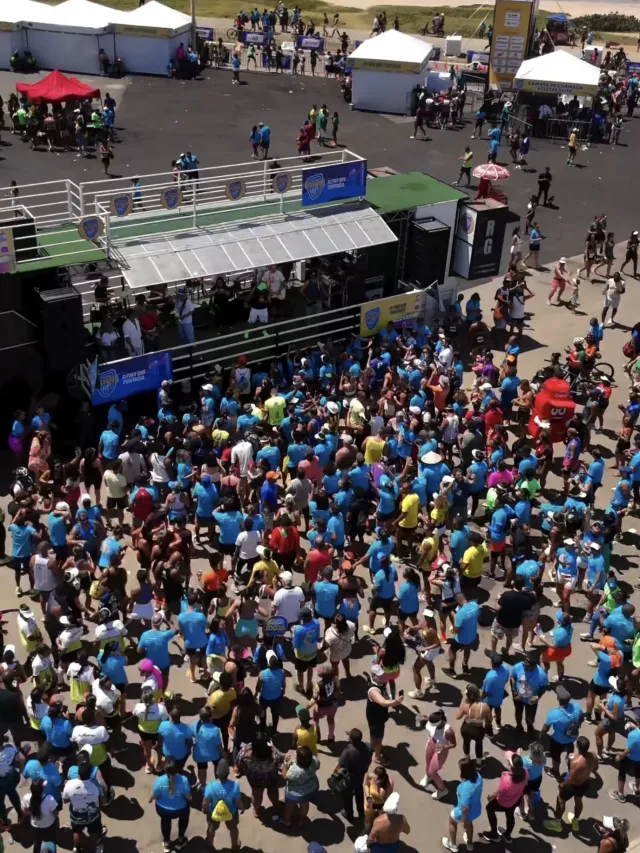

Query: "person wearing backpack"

xmin=150 ymin=758 xmax=192 ymax=852
xmin=203 ymin=757 xmax=242 ymax=849
xmin=541 ymin=685 xmax=584 ymax=777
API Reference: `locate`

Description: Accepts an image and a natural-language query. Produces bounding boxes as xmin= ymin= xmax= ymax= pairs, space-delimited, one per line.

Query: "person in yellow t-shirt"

xmin=460 ymin=532 xmax=489 ymax=588
xmin=396 ymin=481 xmax=419 ymax=557
xmin=264 ymin=390 xmax=286 ymax=426
xmin=363 ymin=428 xmax=386 ymax=465
xmin=247 ymin=545 xmax=280 ymax=593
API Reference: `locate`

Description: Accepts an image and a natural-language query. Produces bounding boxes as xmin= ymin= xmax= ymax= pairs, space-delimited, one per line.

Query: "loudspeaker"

xmin=39 ymin=286 xmax=86 ymax=372
xmin=0 ymin=213 xmax=38 ymax=261
xmin=407 ymin=220 xmax=451 ymax=287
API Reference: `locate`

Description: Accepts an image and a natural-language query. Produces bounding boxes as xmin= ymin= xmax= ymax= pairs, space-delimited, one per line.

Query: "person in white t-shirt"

xmin=22 ymin=778 xmax=59 ymax=837
xmin=175 ymin=290 xmax=196 ymax=345
xmin=63 ymin=763 xmax=104 ymax=844
xmin=122 ymin=309 xmax=144 ymax=356
xmin=233 ymin=518 xmax=262 ymax=585
xmin=272 ymin=571 xmax=305 ymax=626
xmin=93 ymin=609 xmax=128 ymax=653
xmin=231 ymin=439 xmax=253 ymax=479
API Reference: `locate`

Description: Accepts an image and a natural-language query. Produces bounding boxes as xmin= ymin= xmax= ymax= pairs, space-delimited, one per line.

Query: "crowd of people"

xmin=0 ymin=265 xmax=638 ymax=853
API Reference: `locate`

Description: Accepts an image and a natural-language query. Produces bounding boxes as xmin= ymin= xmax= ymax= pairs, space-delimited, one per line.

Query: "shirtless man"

xmin=548 ymin=257 xmax=572 ymax=306
xmin=512 ymin=379 xmax=534 ymax=439
xmin=368 ymin=792 xmax=410 ymax=853
xmin=544 ymin=735 xmax=598 ymax=832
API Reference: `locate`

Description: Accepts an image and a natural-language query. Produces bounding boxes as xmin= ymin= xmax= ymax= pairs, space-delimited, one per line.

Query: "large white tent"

xmin=0 ymin=0 xmax=192 ymax=76
xmin=349 ymin=30 xmax=434 ymax=115
xmin=514 ymin=49 xmax=600 ymax=96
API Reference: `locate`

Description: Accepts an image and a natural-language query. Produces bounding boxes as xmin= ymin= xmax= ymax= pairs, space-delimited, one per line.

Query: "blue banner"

xmin=196 ymin=27 xmax=214 ymax=41
xmin=91 ymin=351 xmax=173 ymax=405
xmin=627 ymin=61 xmax=640 ymax=76
xmin=297 ymin=35 xmax=324 ymax=51
xmin=302 ymin=160 xmax=367 ymax=207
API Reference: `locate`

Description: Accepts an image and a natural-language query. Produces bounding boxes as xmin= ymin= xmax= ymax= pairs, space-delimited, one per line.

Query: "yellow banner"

xmin=516 ymin=79 xmax=598 ymax=96
xmin=113 ymin=24 xmax=172 ymax=38
xmin=488 ymin=0 xmax=535 ymax=91
xmin=0 ymin=22 xmax=16 ymax=32
xmin=351 ymin=57 xmax=422 ymax=74
xmin=0 ymin=228 xmax=16 ymax=274
xmin=360 ymin=291 xmax=423 ymax=337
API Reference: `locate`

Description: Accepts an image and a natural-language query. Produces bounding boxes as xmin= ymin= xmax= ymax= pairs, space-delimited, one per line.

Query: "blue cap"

xmin=308 ymin=845 xmax=327 ymax=853
xmin=201 ymin=475 xmax=211 ymax=485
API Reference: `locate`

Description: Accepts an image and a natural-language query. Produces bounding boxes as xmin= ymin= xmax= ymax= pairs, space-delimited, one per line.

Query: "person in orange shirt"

xmin=199 ymin=552 xmax=229 ymax=609
xmin=427 ymin=374 xmax=450 ymax=414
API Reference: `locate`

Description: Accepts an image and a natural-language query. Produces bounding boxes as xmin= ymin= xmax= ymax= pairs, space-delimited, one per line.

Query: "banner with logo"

xmin=196 ymin=27 xmax=214 ymax=41
xmin=78 ymin=216 xmax=104 ymax=242
xmin=241 ymin=31 xmax=267 ymax=46
xmin=360 ymin=291 xmax=423 ymax=338
xmin=301 ymin=160 xmax=367 ymax=207
xmin=297 ymin=36 xmax=324 ymax=51
xmin=110 ymin=193 xmax=133 ymax=218
xmin=488 ymin=0 xmax=535 ymax=92
xmin=225 ymin=179 xmax=246 ymax=201
xmin=113 ymin=23 xmax=172 ymax=38
xmin=272 ymin=172 xmax=292 ymax=194
xmin=161 ymin=187 xmax=183 ymax=210
xmin=91 ymin=351 xmax=173 ymax=405
xmin=350 ymin=56 xmax=422 ymax=73
xmin=627 ymin=61 xmax=640 ymax=76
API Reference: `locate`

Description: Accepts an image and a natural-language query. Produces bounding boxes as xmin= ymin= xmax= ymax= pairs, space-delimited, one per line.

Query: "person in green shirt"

xmin=247 ymin=44 xmax=257 ymax=68
xmin=16 ymin=107 xmax=27 ymax=128
xmin=517 ymin=469 xmax=541 ymax=499
xmin=316 ymin=106 xmax=328 ymax=147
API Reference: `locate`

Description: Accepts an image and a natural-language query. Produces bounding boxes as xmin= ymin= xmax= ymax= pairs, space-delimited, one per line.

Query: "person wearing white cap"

xmin=367 ymin=791 xmax=410 ymax=853
xmin=272 ymin=570 xmax=305 ymax=626
xmin=256 ymin=649 xmax=286 ymax=732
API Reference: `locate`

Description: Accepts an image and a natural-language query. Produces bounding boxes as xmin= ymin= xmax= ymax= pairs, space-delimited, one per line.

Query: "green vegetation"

xmin=573 ymin=12 xmax=640 ymax=33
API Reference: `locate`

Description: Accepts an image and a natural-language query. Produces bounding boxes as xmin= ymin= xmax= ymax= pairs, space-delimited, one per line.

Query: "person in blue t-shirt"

xmin=541 ymin=685 xmax=584 ymax=775
xmin=203 ymin=758 xmax=242 ymax=848
xmin=364 ymin=558 xmax=397 ymax=635
xmin=445 ymin=595 xmax=479 ymax=677
xmin=397 ymin=568 xmax=420 ymax=632
xmin=447 ymin=757 xmax=483 ymax=851
xmin=178 ymin=593 xmax=209 ymax=683
xmin=482 ymin=651 xmax=510 ymax=729
xmin=193 ymin=476 xmax=219 ymax=542
xmin=510 ymin=655 xmax=549 ymax=733
xmin=191 ymin=706 xmax=223 ymax=788
xmin=151 ymin=759 xmax=192 ymax=847
xmin=257 ymin=652 xmax=286 ymax=732
xmin=213 ymin=504 xmax=244 ymax=553
xmin=610 ymin=709 xmax=640 ymax=801
xmin=158 ymin=707 xmax=192 ymax=764
xmin=8 ymin=512 xmax=37 ymax=592
xmin=594 ymin=677 xmax=625 ymax=763
xmin=99 ymin=423 xmax=121 ymax=461
xmin=312 ymin=568 xmax=340 ymax=628
xmin=138 ymin=617 xmax=179 ymax=681
xmin=488 ymin=497 xmax=514 ymax=578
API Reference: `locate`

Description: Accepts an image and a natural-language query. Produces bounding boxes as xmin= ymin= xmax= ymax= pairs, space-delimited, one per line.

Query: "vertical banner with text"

xmin=488 ymin=0 xmax=535 ymax=92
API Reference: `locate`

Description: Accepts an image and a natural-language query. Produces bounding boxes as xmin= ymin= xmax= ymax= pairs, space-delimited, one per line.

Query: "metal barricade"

xmin=502 ymin=115 xmax=533 ymax=145
xmin=545 ymin=117 xmax=591 ymax=145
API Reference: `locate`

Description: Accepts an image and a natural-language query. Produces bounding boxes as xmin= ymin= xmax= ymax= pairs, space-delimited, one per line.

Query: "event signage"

xmin=161 ymin=187 xmax=183 ymax=210
xmin=515 ymin=78 xmax=598 ymax=96
xmin=113 ymin=23 xmax=172 ymax=38
xmin=91 ymin=351 xmax=173 ymax=405
xmin=78 ymin=216 xmax=104 ymax=242
xmin=301 ymin=160 xmax=367 ymax=207
xmin=196 ymin=27 xmax=214 ymax=41
xmin=297 ymin=35 xmax=324 ymax=51
xmin=272 ymin=172 xmax=292 ymax=194
xmin=264 ymin=617 xmax=288 ymax=637
xmin=241 ymin=31 xmax=267 ymax=46
xmin=0 ymin=228 xmax=16 ymax=274
xmin=627 ymin=61 xmax=640 ymax=76
xmin=225 ymin=179 xmax=246 ymax=201
xmin=350 ymin=57 xmax=422 ymax=73
xmin=359 ymin=291 xmax=423 ymax=337
xmin=488 ymin=0 xmax=535 ymax=91
xmin=110 ymin=193 xmax=133 ymax=218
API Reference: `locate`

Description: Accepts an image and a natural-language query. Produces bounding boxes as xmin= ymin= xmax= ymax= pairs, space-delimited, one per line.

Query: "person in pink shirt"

xmin=487 ymin=461 xmax=515 ymax=490
xmin=299 ymin=449 xmax=323 ymax=488
xmin=480 ymin=753 xmax=528 ymax=843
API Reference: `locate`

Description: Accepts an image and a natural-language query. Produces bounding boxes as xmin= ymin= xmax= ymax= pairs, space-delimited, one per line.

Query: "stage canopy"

xmin=16 ymin=69 xmax=101 ymax=104
xmin=514 ymin=49 xmax=600 ymax=96
xmin=349 ymin=29 xmax=433 ymax=73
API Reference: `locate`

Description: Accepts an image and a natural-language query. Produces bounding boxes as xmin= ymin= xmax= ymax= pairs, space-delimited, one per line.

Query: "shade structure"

xmin=116 ymin=203 xmax=398 ymax=289
xmin=514 ymin=49 xmax=600 ymax=96
xmin=472 ymin=164 xmax=511 ymax=180
xmin=16 ymin=70 xmax=100 ymax=104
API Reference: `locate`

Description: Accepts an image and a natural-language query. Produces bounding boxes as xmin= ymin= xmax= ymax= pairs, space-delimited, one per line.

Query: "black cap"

xmin=556 ymin=685 xmax=571 ymax=704
xmin=485 ymin=649 xmax=503 ymax=667
xmin=299 ymin=606 xmax=312 ymax=619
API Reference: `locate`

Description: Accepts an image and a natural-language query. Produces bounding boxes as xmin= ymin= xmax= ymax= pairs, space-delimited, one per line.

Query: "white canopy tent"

xmin=348 ymin=30 xmax=434 ymax=115
xmin=514 ymin=49 xmax=600 ymax=96
xmin=0 ymin=0 xmax=192 ymax=76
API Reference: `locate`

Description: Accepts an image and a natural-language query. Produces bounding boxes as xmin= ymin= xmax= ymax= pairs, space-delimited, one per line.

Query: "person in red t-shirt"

xmin=484 ymin=398 xmax=504 ymax=436
xmin=269 ymin=514 xmax=301 ymax=572
xmin=132 ymin=480 xmax=154 ymax=526
xmin=304 ymin=536 xmax=332 ymax=585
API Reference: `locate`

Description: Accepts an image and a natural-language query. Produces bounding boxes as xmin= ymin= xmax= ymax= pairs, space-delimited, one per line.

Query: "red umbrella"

xmin=472 ymin=163 xmax=511 ymax=180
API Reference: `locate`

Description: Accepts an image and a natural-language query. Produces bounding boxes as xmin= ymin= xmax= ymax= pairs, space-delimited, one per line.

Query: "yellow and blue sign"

xmin=264 ymin=616 xmax=288 ymax=637
xmin=272 ymin=172 xmax=292 ymax=194
xmin=91 ymin=351 xmax=173 ymax=405
xmin=360 ymin=291 xmax=423 ymax=338
xmin=161 ymin=187 xmax=183 ymax=210
xmin=110 ymin=193 xmax=133 ymax=218
xmin=225 ymin=179 xmax=246 ymax=202
xmin=78 ymin=216 xmax=104 ymax=242
xmin=302 ymin=160 xmax=367 ymax=207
